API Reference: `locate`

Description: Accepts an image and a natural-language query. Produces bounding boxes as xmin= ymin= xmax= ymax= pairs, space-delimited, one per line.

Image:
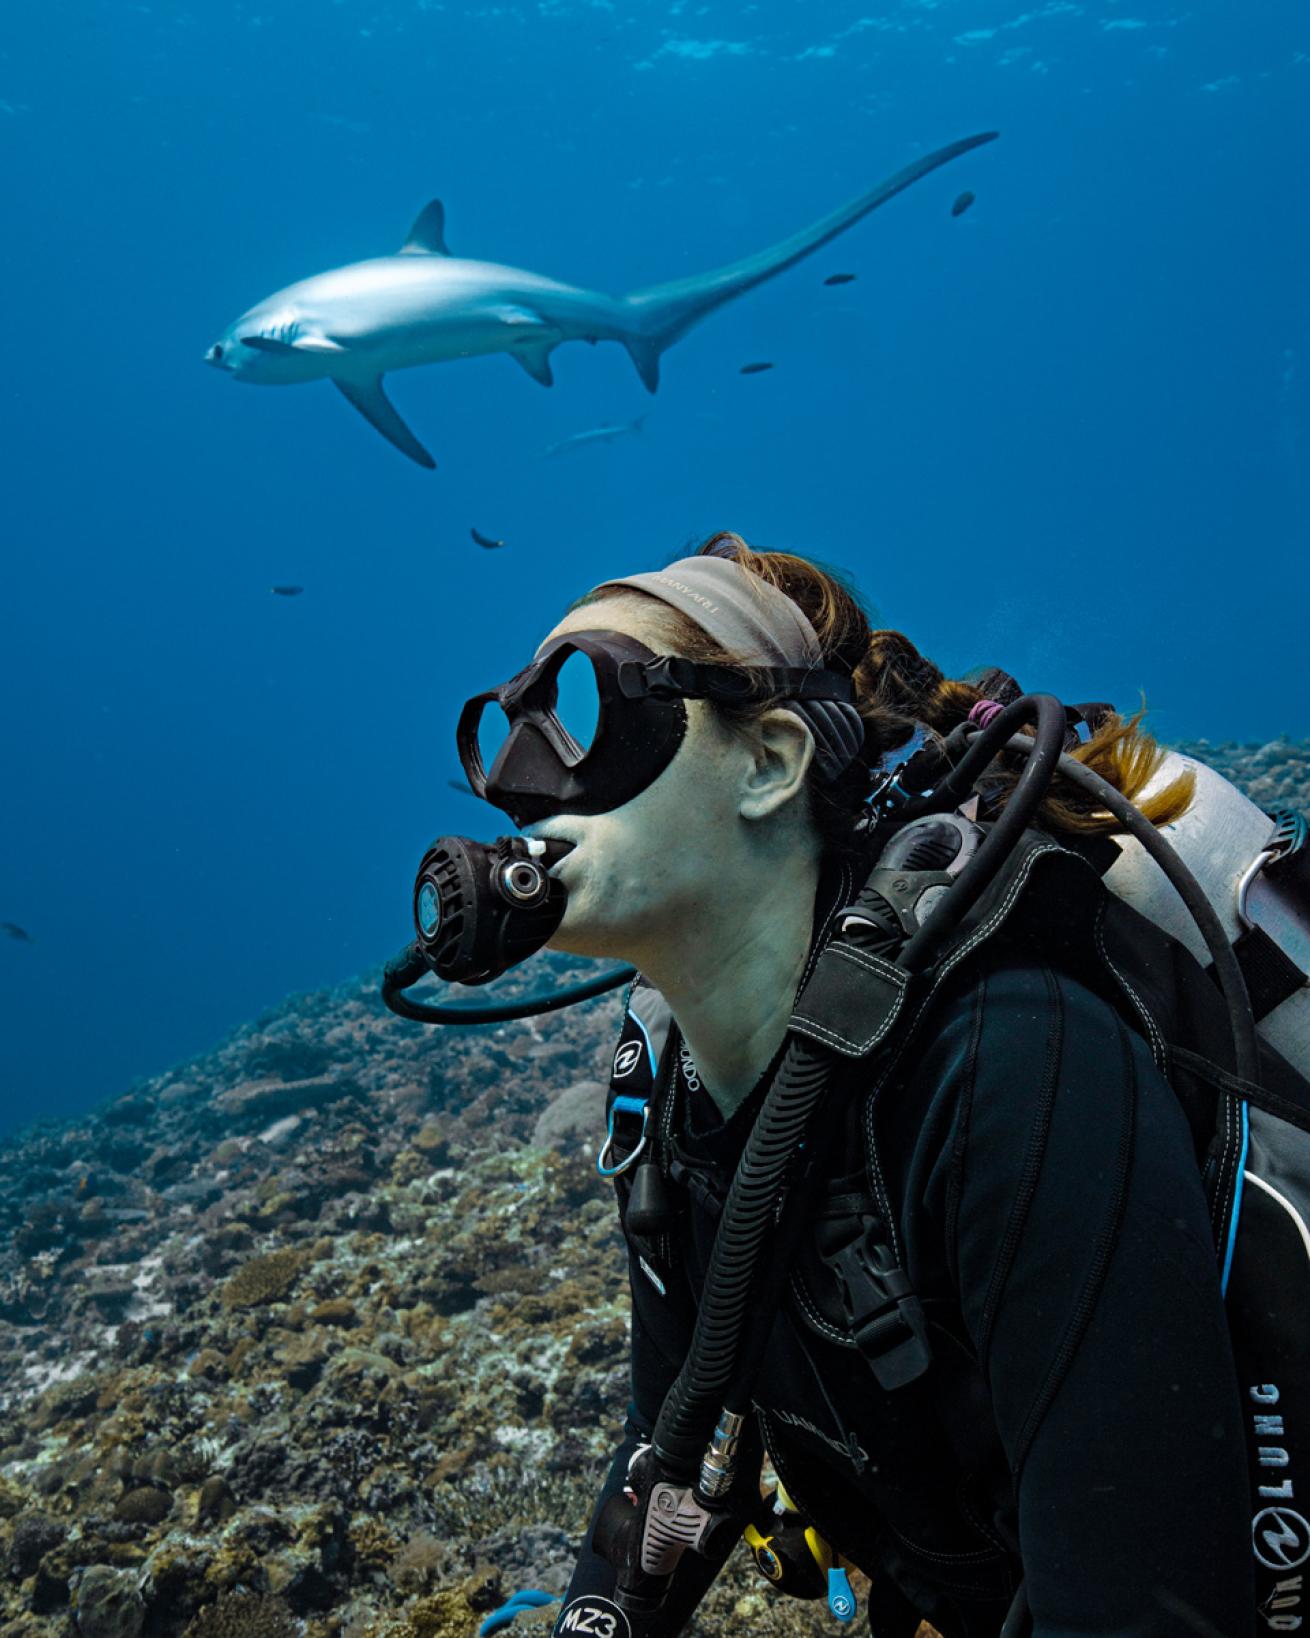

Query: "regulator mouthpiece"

xmin=413 ymin=833 xmax=573 ymax=985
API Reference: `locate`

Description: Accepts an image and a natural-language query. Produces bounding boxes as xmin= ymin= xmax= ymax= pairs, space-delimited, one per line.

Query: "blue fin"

xmin=400 ymin=199 xmax=451 ymax=255
xmin=513 ymin=345 xmax=556 ymax=387
xmin=622 ymin=335 xmax=661 ymax=393
xmin=334 ymin=377 xmax=436 ymax=469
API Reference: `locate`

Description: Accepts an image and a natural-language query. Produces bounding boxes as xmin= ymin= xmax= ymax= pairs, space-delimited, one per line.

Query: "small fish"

xmin=541 ymin=413 xmax=649 ymax=459
xmin=471 ymin=528 xmax=506 ymax=549
xmin=1 ymin=922 xmax=32 ymax=943
xmin=271 ymin=585 xmax=305 ymax=596
xmin=739 ymin=361 xmax=775 ymax=376
xmin=448 ymin=778 xmax=478 ymax=798
xmin=823 ymin=273 xmax=857 ymax=286
xmin=951 ymin=191 xmax=976 ymax=218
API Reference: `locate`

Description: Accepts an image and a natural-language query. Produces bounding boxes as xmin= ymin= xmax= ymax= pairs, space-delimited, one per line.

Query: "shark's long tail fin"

xmin=618 ymin=131 xmax=997 ymax=393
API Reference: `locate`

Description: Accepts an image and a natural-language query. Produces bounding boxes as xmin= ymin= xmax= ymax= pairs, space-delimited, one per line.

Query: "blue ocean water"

xmin=1 ymin=0 xmax=1306 ymax=1140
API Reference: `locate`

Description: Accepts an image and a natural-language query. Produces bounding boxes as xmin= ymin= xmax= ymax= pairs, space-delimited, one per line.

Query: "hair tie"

xmin=968 ymin=698 xmax=1005 ymax=730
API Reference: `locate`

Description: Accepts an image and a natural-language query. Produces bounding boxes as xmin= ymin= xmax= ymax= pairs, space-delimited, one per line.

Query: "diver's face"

xmin=521 ymin=596 xmax=747 ymax=961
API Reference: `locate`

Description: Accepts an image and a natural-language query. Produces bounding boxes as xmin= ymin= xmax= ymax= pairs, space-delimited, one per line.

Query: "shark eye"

xmin=212 ymin=343 xmax=224 ymax=360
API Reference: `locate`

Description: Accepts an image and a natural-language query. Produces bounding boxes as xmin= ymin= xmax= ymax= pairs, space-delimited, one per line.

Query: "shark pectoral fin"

xmin=399 ymin=199 xmax=451 ymax=256
xmin=622 ymin=336 xmax=661 ymax=394
xmin=334 ymin=377 xmax=436 ymax=470
xmin=294 ymin=335 xmax=348 ymax=354
xmin=241 ymin=333 xmax=347 ymax=355
xmin=513 ymin=345 xmax=556 ymax=388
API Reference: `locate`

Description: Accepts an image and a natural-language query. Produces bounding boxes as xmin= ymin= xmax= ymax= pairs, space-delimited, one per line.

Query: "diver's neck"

xmin=634 ymin=844 xmax=823 ymax=1121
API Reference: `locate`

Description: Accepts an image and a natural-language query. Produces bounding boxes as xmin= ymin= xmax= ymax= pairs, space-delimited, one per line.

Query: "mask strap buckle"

xmin=597 ymin=1095 xmax=650 ymax=1178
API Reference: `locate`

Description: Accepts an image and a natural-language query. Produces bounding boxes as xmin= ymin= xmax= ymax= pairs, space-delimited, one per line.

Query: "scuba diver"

xmin=384 ymin=532 xmax=1310 ymax=1636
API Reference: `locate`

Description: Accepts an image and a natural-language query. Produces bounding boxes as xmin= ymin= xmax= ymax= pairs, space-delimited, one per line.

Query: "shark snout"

xmin=204 ymin=342 xmax=233 ymax=372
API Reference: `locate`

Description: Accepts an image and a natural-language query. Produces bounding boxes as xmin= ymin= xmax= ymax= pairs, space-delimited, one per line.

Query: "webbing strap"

xmin=1230 ymin=923 xmax=1307 ymax=1022
xmin=1169 ymin=1044 xmax=1310 ymax=1136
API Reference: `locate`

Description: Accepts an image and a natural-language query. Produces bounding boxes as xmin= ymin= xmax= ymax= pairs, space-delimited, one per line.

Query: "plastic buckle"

xmin=597 ymin=1095 xmax=649 ymax=1178
xmin=824 ymin=1219 xmax=932 ymax=1390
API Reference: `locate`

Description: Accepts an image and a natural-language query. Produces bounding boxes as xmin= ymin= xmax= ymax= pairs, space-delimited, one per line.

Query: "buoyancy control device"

xmin=583 ymin=715 xmax=1310 ymax=1634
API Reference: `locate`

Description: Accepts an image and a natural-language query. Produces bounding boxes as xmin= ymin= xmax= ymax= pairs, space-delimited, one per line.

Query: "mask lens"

xmin=475 ymin=699 xmax=513 ymax=779
xmin=417 ymin=879 xmax=441 ymax=938
xmin=552 ymin=649 xmax=602 ymax=761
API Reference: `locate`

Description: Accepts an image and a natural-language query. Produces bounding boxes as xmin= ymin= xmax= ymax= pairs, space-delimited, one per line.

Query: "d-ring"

xmin=597 ymin=1096 xmax=649 ymax=1178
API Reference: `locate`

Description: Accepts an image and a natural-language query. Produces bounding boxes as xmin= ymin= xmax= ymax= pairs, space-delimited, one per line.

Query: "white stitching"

xmin=1093 ymin=900 xmax=1166 ymax=1069
xmin=792 ymin=947 xmax=911 ymax=1054
xmin=788 ymin=1271 xmax=858 ymax=1347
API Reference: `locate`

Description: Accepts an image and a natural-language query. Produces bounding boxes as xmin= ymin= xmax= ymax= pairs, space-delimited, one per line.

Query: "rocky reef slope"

xmin=0 ymin=737 xmax=1305 ymax=1638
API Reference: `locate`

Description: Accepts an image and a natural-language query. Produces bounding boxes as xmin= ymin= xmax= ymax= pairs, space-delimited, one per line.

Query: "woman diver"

xmin=417 ymin=532 xmax=1258 ymax=1636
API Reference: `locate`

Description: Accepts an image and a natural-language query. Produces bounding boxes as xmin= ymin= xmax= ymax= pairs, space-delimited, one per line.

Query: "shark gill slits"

xmin=951 ymin=190 xmax=976 ymax=218
xmin=823 ymin=273 xmax=857 ymax=286
xmin=471 ymin=528 xmax=507 ymax=550
xmin=739 ymin=361 xmax=775 ymax=375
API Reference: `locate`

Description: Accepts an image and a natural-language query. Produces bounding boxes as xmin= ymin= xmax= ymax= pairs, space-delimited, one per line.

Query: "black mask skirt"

xmin=456 ymin=628 xmax=858 ymax=829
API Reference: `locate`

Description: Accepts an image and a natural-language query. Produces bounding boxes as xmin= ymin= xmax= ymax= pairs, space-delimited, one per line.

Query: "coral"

xmin=114 ymin=1486 xmax=173 ymax=1525
xmin=182 ymin=1591 xmax=298 ymax=1637
xmin=220 ymin=1248 xmax=309 ymax=1311
xmin=398 ymin=1589 xmax=478 ymax=1638
xmin=68 ymin=1563 xmax=147 ymax=1638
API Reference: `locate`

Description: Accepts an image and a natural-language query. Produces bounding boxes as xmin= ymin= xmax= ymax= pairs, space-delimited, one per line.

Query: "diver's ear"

xmin=738 ymin=707 xmax=815 ymax=822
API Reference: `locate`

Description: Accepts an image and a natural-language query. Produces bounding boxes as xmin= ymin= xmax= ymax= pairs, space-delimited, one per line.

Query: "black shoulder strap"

xmin=1210 ymin=924 xmax=1308 ymax=1023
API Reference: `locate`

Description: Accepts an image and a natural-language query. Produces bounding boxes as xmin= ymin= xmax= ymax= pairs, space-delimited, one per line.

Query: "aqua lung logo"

xmin=557 ymin=1595 xmax=632 ymax=1637
xmin=771 ymin=1406 xmax=871 ymax=1476
xmin=1263 ymin=1579 xmax=1306 ymax=1630
xmin=612 ymin=1040 xmax=643 ymax=1079
xmin=755 ymin=1543 xmax=782 ymax=1581
xmin=1251 ymin=1384 xmax=1308 ymax=1628
xmin=1256 ymin=1509 xmax=1310 ymax=1574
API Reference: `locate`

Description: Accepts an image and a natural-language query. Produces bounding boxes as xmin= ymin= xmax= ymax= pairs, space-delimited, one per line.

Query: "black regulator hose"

xmin=652 ymin=1031 xmax=834 ymax=1475
xmin=898 ymin=693 xmax=1068 ymax=974
xmin=381 ymin=943 xmax=636 ymax=1026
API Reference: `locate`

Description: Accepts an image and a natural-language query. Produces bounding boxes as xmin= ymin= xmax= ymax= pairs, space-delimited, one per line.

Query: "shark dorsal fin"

xmin=400 ymin=200 xmax=451 ymax=256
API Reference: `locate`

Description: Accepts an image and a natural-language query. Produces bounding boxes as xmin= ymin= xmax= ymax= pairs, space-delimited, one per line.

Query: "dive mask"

xmin=457 ymin=628 xmax=859 ymax=828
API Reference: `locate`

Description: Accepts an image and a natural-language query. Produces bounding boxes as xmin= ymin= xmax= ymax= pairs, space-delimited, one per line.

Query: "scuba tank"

xmin=1104 ymin=750 xmax=1310 ymax=1065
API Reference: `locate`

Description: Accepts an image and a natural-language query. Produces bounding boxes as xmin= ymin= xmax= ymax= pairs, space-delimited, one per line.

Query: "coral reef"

xmin=0 ymin=743 xmax=1305 ymax=1635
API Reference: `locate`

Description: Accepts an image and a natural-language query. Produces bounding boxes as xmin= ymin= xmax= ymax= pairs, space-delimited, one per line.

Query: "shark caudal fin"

xmin=617 ymin=131 xmax=997 ymax=391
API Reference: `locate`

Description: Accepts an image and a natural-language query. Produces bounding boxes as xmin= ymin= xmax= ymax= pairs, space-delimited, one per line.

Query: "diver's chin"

xmin=544 ymin=904 xmax=625 ymax=963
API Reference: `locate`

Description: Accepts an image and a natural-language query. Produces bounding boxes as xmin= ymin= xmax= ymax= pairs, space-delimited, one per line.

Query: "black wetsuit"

xmin=556 ymin=857 xmax=1255 ymax=1636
